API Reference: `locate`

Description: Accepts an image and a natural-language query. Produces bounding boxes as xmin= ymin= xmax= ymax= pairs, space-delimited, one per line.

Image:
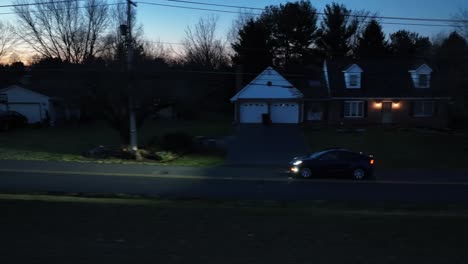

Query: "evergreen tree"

xmin=316 ymin=2 xmax=358 ymax=58
xmin=355 ymin=19 xmax=388 ymax=58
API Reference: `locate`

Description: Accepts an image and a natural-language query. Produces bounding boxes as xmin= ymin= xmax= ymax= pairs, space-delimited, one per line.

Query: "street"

xmin=1 ymin=160 xmax=468 ymax=202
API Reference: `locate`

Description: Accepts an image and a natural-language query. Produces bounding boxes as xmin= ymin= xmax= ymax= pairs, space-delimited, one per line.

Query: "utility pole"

xmin=127 ymin=0 xmax=138 ymax=153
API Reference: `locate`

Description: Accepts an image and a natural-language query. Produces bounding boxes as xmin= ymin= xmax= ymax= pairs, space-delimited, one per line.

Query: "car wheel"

xmin=300 ymin=168 xmax=312 ymax=178
xmin=352 ymin=168 xmax=366 ymax=180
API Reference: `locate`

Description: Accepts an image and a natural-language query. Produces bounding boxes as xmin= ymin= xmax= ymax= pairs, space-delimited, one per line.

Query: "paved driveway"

xmin=227 ymin=124 xmax=309 ymax=166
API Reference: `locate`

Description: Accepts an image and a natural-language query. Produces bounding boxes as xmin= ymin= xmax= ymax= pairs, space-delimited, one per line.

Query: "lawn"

xmin=1 ymin=194 xmax=468 ymax=264
xmin=303 ymin=127 xmax=468 ymax=169
xmin=0 ymin=119 xmax=233 ymax=166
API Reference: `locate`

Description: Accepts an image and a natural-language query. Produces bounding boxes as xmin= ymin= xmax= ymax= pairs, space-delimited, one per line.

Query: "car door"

xmin=317 ymin=151 xmax=341 ymax=177
xmin=335 ymin=151 xmax=356 ymax=177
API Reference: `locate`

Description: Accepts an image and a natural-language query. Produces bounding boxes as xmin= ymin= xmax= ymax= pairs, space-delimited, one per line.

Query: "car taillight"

xmin=370 ymin=159 xmax=374 ymax=165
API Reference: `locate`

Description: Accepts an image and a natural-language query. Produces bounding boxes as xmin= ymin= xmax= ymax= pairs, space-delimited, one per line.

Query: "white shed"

xmin=230 ymin=67 xmax=304 ymax=124
xmin=0 ymin=85 xmax=56 ymax=125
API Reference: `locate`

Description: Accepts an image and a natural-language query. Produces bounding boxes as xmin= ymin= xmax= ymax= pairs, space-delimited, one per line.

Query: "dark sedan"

xmin=289 ymin=149 xmax=375 ymax=180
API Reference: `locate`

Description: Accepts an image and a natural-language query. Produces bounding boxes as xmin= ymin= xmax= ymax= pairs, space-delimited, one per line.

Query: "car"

xmin=0 ymin=111 xmax=28 ymax=131
xmin=289 ymin=149 xmax=375 ymax=180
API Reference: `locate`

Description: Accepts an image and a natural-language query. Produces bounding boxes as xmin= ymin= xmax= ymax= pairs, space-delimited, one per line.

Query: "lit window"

xmin=344 ymin=101 xmax=364 ymax=118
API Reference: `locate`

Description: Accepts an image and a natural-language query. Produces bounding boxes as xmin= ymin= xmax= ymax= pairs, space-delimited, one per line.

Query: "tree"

xmin=0 ymin=21 xmax=17 ymax=62
xmin=231 ymin=18 xmax=273 ymax=75
xmin=355 ymin=19 xmax=388 ymax=58
xmin=181 ymin=15 xmax=228 ymax=70
xmin=452 ymin=8 xmax=468 ymax=40
xmin=316 ymin=3 xmax=358 ymax=58
xmin=14 ymin=0 xmax=110 ymax=63
xmin=435 ymin=32 xmax=468 ymax=111
xmin=389 ymin=30 xmax=432 ymax=58
xmin=261 ymin=0 xmax=319 ymax=66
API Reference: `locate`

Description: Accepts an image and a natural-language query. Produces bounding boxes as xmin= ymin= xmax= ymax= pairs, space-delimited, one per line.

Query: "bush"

xmin=161 ymin=131 xmax=193 ymax=152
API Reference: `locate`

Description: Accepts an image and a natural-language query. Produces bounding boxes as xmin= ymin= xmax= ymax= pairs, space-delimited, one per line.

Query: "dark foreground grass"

xmin=0 ymin=120 xmax=231 ymax=166
xmin=304 ymin=127 xmax=468 ymax=169
xmin=1 ymin=194 xmax=468 ymax=264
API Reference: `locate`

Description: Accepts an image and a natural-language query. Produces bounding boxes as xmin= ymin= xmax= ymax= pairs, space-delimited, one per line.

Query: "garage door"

xmin=240 ymin=102 xmax=268 ymax=123
xmin=271 ymin=102 xmax=300 ymax=123
xmin=9 ymin=103 xmax=42 ymax=123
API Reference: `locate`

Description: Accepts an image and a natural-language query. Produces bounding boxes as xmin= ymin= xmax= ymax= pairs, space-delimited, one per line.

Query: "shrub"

xmin=161 ymin=131 xmax=193 ymax=152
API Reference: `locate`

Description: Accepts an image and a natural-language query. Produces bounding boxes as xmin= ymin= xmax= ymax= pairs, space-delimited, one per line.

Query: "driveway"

xmin=227 ymin=124 xmax=309 ymax=166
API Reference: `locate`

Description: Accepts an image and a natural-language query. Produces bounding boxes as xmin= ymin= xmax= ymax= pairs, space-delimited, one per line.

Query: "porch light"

xmin=393 ymin=102 xmax=400 ymax=108
xmin=374 ymin=102 xmax=382 ymax=109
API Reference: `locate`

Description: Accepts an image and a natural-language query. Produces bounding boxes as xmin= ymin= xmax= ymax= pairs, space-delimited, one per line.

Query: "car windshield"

xmin=309 ymin=151 xmax=328 ymax=159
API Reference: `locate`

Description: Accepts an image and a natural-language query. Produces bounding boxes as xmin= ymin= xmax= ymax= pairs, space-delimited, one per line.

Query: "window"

xmin=349 ymin=74 xmax=358 ymax=87
xmin=0 ymin=93 xmax=7 ymax=103
xmin=418 ymin=75 xmax=429 ymax=88
xmin=414 ymin=101 xmax=434 ymax=117
xmin=320 ymin=151 xmax=339 ymax=161
xmin=344 ymin=101 xmax=364 ymax=118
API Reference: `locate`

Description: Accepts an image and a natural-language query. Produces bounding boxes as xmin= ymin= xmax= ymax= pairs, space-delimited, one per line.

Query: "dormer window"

xmin=410 ymin=64 xmax=432 ymax=89
xmin=343 ymin=64 xmax=363 ymax=89
xmin=349 ymin=74 xmax=359 ymax=87
xmin=418 ymin=74 xmax=429 ymax=88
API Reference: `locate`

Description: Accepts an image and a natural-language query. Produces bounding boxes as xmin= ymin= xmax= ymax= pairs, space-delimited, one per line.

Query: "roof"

xmin=286 ymin=64 xmax=328 ymax=99
xmin=0 ymin=85 xmax=50 ymax=99
xmin=230 ymin=67 xmax=303 ymax=102
xmin=326 ymin=58 xmax=449 ymax=98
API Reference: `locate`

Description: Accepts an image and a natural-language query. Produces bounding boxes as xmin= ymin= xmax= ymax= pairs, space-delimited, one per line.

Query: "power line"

xmin=0 ymin=2 xmax=123 ymax=15
xmin=0 ymin=0 xmax=87 ymax=8
xmin=159 ymin=0 xmax=468 ymax=24
xmin=137 ymin=2 xmax=460 ymax=28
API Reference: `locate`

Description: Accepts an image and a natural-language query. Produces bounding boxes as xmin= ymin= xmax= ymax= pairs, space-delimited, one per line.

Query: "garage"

xmin=0 ymin=85 xmax=52 ymax=124
xmin=271 ymin=102 xmax=300 ymax=123
xmin=239 ymin=102 xmax=268 ymax=123
xmin=231 ymin=67 xmax=304 ymax=124
xmin=7 ymin=103 xmax=43 ymax=123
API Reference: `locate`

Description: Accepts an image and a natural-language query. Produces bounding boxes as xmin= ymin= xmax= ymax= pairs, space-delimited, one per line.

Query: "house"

xmin=323 ymin=59 xmax=450 ymax=128
xmin=230 ymin=67 xmax=304 ymax=124
xmin=230 ymin=60 xmax=450 ymax=128
xmin=0 ymin=85 xmax=63 ymax=125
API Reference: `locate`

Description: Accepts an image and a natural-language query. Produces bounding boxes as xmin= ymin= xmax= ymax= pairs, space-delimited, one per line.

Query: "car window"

xmin=319 ymin=151 xmax=339 ymax=161
xmin=338 ymin=151 xmax=359 ymax=161
xmin=309 ymin=151 xmax=327 ymax=159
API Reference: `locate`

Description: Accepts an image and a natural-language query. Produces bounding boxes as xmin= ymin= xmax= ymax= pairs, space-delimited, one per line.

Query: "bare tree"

xmin=227 ymin=9 xmax=256 ymax=48
xmin=0 ymin=21 xmax=17 ymax=62
xmin=142 ymin=40 xmax=170 ymax=60
xmin=349 ymin=9 xmax=378 ymax=52
xmin=100 ymin=0 xmax=144 ymax=61
xmin=14 ymin=0 xmax=110 ymax=63
xmin=452 ymin=8 xmax=468 ymax=40
xmin=182 ymin=15 xmax=229 ymax=69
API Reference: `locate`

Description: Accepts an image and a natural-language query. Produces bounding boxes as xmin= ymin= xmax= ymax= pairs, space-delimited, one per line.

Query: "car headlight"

xmin=292 ymin=160 xmax=302 ymax=166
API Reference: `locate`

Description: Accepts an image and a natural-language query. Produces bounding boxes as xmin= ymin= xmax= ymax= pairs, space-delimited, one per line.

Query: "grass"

xmin=0 ymin=119 xmax=232 ymax=166
xmin=303 ymin=127 xmax=468 ymax=169
xmin=1 ymin=193 xmax=468 ymax=264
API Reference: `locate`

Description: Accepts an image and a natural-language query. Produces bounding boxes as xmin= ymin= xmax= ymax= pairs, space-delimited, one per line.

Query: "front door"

xmin=382 ymin=102 xmax=393 ymax=124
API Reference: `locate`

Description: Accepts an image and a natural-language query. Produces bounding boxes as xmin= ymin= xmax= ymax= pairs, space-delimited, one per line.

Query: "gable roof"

xmin=0 ymin=85 xmax=50 ymax=99
xmin=326 ymin=58 xmax=448 ymax=98
xmin=230 ymin=67 xmax=303 ymax=102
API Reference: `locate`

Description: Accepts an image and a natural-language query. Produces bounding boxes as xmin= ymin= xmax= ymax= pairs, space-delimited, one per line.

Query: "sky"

xmin=0 ymin=0 xmax=466 ymax=60
xmin=134 ymin=0 xmax=467 ymax=45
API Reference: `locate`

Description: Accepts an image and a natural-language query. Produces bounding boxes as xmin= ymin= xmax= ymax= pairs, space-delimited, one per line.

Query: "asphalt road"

xmin=1 ymin=160 xmax=468 ymax=202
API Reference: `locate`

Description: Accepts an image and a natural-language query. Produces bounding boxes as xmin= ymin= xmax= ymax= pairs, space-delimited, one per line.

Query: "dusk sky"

xmin=135 ymin=0 xmax=466 ymax=44
xmin=0 ymin=0 xmax=466 ymax=57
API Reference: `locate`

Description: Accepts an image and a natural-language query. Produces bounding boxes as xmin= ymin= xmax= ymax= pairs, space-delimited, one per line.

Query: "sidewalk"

xmin=0 ymin=160 xmax=467 ymax=183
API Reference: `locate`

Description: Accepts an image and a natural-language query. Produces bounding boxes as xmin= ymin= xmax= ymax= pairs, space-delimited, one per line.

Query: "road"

xmin=1 ymin=160 xmax=468 ymax=202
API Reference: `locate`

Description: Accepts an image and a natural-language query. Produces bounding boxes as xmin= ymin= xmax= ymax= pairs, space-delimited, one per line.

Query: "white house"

xmin=0 ymin=85 xmax=58 ymax=125
xmin=230 ymin=67 xmax=304 ymax=124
